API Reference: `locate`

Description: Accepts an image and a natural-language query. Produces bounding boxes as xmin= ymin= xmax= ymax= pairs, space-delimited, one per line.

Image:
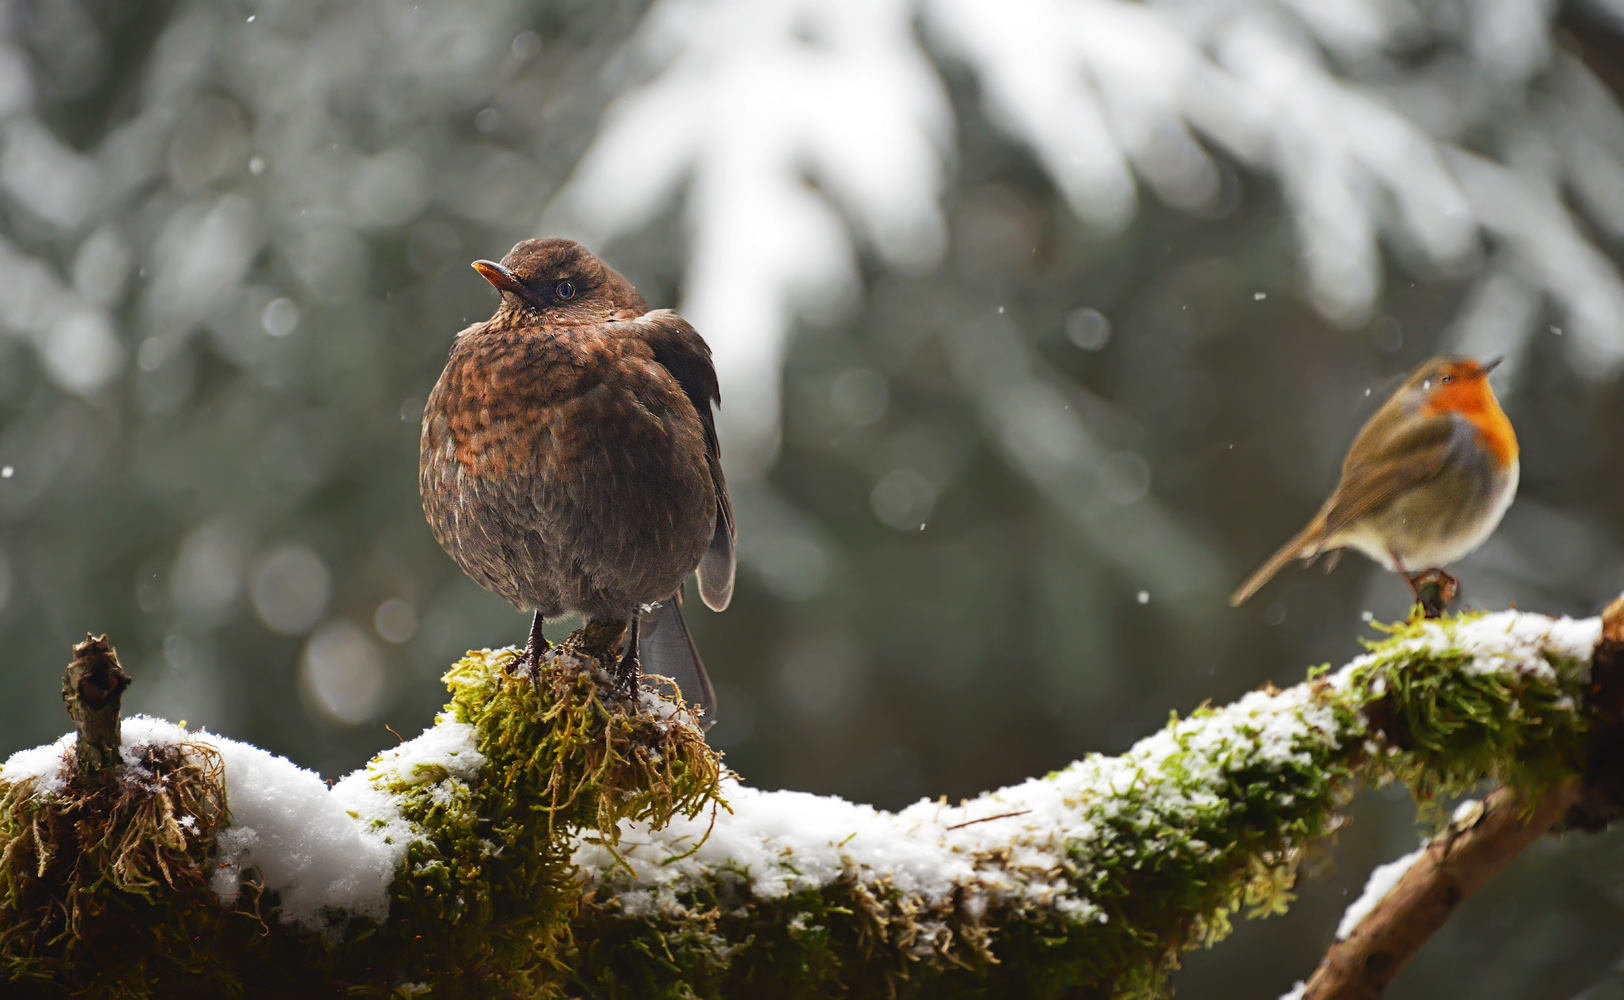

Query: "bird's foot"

xmin=613 ymin=613 xmax=642 ymax=701
xmin=1407 ymin=569 xmax=1458 ymax=620
xmin=507 ymin=642 xmax=545 ymax=678
xmin=613 ymin=643 xmax=641 ymax=702
xmin=507 ymin=612 xmax=553 ymax=695
xmin=509 ymin=641 xmax=553 ymax=697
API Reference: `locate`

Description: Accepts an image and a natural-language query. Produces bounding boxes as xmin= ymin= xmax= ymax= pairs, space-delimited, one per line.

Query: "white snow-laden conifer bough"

xmin=547 ymin=0 xmax=1624 ymax=470
xmin=0 ymin=608 xmax=1603 ymax=942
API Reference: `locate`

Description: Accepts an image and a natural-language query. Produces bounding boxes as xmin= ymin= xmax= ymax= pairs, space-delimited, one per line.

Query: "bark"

xmin=1300 ymin=780 xmax=1583 ymax=1000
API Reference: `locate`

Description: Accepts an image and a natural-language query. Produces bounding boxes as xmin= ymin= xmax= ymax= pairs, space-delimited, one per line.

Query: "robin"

xmin=1229 ymin=354 xmax=1517 ymax=609
xmin=420 ymin=238 xmax=734 ymax=726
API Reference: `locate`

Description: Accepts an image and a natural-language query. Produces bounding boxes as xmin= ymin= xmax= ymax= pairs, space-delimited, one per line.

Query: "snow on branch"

xmin=0 ymin=605 xmax=1612 ymax=996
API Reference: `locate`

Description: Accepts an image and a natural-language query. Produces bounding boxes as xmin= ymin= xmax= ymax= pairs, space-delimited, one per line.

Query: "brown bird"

xmin=1230 ymin=354 xmax=1517 ymax=608
xmin=420 ymin=238 xmax=734 ymax=725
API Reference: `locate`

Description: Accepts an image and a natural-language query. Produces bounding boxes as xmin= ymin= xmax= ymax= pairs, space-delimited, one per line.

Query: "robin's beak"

xmin=472 ymin=260 xmax=526 ymax=296
xmin=1479 ymin=355 xmax=1504 ymax=377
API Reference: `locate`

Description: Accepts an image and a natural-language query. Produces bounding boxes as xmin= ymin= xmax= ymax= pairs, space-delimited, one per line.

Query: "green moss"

xmin=559 ymin=611 xmax=1597 ymax=999
xmin=0 ymin=737 xmax=271 ymax=997
xmin=0 ymin=635 xmax=723 ymax=999
xmin=1345 ymin=612 xmax=1592 ymax=805
xmin=0 ymin=610 xmax=1598 ymax=997
xmin=355 ymin=643 xmax=723 ymax=997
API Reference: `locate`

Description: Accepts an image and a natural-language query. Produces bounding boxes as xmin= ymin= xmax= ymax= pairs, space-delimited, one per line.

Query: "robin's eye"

xmin=555 ymin=280 xmax=576 ymax=300
xmin=1441 ymin=375 xmax=1454 ymax=384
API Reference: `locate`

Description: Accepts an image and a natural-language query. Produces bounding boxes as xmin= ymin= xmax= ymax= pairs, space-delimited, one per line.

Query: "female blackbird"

xmin=420 ymin=238 xmax=734 ymax=725
xmin=1230 ymin=354 xmax=1517 ymax=608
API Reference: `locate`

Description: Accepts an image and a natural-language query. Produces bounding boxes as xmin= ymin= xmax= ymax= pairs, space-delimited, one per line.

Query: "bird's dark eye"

xmin=555 ymin=280 xmax=576 ymax=301
xmin=1441 ymin=374 xmax=1454 ymax=384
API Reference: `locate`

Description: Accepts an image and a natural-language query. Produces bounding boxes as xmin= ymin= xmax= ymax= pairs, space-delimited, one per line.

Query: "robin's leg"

xmin=1390 ymin=549 xmax=1455 ymax=619
xmin=1410 ymin=569 xmax=1458 ymax=619
xmin=1388 ymin=549 xmax=1416 ymax=597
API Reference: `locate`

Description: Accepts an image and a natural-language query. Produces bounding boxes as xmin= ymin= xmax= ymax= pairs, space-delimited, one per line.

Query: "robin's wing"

xmin=1319 ymin=410 xmax=1458 ymax=540
xmin=634 ymin=310 xmax=736 ymax=612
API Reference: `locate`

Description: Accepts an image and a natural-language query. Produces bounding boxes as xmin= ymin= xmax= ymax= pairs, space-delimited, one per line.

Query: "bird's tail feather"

xmin=634 ymin=593 xmax=717 ymax=730
xmin=1229 ymin=517 xmax=1327 ymax=607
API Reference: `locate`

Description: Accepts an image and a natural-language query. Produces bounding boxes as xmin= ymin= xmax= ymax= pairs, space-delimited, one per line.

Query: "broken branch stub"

xmin=61 ymin=633 xmax=130 ymax=790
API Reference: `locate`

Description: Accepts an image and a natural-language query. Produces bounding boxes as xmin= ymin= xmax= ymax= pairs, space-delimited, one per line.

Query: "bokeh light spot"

xmin=250 ymin=544 xmax=331 ymax=636
xmin=300 ymin=620 xmax=388 ymax=725
xmin=374 ymin=598 xmax=418 ymax=644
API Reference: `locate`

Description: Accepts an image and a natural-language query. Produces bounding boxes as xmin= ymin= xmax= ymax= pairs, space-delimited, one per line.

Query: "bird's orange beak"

xmin=472 ymin=260 xmax=525 ymax=295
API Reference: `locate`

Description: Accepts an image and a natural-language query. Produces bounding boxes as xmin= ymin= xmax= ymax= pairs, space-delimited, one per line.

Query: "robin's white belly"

xmin=1335 ymin=458 xmax=1518 ymax=572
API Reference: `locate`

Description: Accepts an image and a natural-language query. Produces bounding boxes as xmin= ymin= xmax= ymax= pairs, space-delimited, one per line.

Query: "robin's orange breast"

xmin=1420 ymin=380 xmax=1517 ymax=468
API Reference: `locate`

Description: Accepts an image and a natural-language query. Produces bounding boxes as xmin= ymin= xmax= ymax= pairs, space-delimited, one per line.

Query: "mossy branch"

xmin=0 ymin=604 xmax=1616 ymax=999
xmin=1297 ymin=595 xmax=1624 ymax=1000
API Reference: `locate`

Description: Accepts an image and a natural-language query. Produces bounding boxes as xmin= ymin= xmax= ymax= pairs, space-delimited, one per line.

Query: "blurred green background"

xmin=2 ymin=0 xmax=1624 ymax=995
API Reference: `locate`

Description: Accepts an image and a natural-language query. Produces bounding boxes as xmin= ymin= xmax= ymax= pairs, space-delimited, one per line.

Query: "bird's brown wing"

xmin=633 ymin=591 xmax=717 ymax=728
xmin=1229 ymin=409 xmax=1457 ymax=607
xmin=1319 ymin=410 xmax=1458 ymax=538
xmin=634 ymin=310 xmax=736 ymax=611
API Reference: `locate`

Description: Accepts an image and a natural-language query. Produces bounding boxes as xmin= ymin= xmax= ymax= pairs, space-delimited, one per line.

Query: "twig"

xmin=946 ymin=810 xmax=1031 ymax=830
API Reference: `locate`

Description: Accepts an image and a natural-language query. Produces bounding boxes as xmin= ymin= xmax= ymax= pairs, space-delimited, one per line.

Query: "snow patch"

xmin=1 ymin=709 xmax=488 ymax=932
xmin=1336 ymin=844 xmax=1427 ymax=940
xmin=1331 ymin=609 xmax=1600 ymax=689
xmin=0 ymin=735 xmax=73 ymax=797
xmin=577 ymin=662 xmax=1348 ymax=924
xmin=212 ymin=715 xmax=483 ymax=929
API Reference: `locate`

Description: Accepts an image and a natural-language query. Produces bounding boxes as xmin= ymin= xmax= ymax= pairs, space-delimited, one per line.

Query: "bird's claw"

xmin=1407 ymin=569 xmax=1458 ymax=620
xmin=613 ymin=646 xmax=641 ymax=702
xmin=507 ymin=634 xmax=553 ymax=698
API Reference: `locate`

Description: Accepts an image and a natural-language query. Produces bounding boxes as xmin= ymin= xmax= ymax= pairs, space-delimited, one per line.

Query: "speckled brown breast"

xmin=420 ymin=318 xmax=716 ymax=621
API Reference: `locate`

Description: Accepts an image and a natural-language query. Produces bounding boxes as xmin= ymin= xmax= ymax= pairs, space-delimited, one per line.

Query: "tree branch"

xmin=1299 ymin=779 xmax=1583 ymax=1000
xmin=0 ymin=604 xmax=1614 ymax=998
xmin=1295 ymin=596 xmax=1624 ymax=1000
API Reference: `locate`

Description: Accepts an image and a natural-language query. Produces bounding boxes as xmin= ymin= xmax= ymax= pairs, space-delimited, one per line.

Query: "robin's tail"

xmin=1229 ymin=516 xmax=1328 ymax=607
xmin=635 ymin=593 xmax=717 ymax=729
